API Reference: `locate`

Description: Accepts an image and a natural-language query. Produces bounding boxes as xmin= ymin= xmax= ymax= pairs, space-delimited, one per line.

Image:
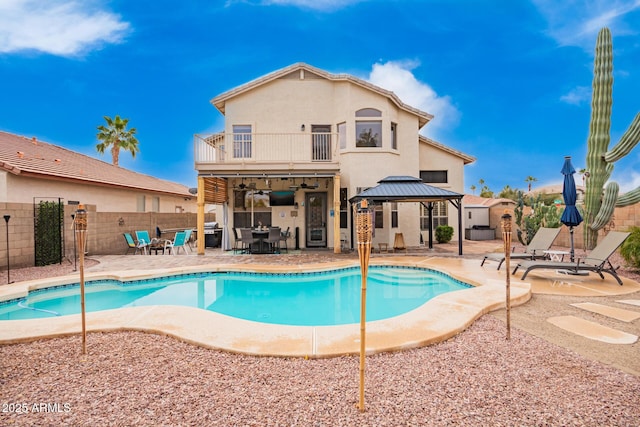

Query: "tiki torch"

xmin=501 ymin=211 xmax=512 ymax=340
xmin=354 ymin=199 xmax=373 ymax=412
xmin=75 ymin=205 xmax=88 ymax=354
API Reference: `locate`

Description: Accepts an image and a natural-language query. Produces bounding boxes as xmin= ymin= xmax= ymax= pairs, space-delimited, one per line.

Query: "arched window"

xmin=355 ymin=108 xmax=382 ymax=117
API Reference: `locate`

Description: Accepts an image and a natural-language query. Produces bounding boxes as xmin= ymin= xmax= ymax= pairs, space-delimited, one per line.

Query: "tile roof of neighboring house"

xmin=462 ymin=194 xmax=516 ymax=207
xmin=210 ymin=63 xmax=434 ymax=128
xmin=0 ymin=131 xmax=192 ymax=197
xmin=419 ymin=135 xmax=475 ymax=164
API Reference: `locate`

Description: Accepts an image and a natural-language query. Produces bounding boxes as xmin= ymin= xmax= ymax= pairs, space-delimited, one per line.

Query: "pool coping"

xmin=0 ymin=258 xmax=531 ymax=357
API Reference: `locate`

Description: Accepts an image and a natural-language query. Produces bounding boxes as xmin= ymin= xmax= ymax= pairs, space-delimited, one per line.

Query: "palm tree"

xmin=525 ymin=176 xmax=537 ymax=192
xmin=96 ymin=115 xmax=139 ymax=166
xmin=469 ymin=184 xmax=476 ymax=195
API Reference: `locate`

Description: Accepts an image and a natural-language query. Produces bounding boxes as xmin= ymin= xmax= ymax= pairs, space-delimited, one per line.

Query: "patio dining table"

xmin=251 ymin=229 xmax=270 ymax=254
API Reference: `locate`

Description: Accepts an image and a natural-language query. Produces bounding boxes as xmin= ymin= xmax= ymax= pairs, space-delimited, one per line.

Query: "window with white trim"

xmin=391 ymin=122 xmax=397 ymax=150
xmin=338 ymin=122 xmax=346 ymax=149
xmin=233 ymin=125 xmax=252 ymax=158
xmin=420 ymin=201 xmax=448 ymax=230
xmin=355 ymin=108 xmax=382 ymax=148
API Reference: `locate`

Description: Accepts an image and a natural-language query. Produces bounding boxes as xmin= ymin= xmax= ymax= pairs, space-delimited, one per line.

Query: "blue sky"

xmin=1 ymin=0 xmax=639 ymax=195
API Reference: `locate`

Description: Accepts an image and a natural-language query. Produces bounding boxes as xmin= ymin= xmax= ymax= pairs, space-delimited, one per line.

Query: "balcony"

xmin=194 ymin=132 xmax=340 ymax=176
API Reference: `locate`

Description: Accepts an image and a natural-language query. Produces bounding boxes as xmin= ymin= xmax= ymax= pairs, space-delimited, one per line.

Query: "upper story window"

xmin=356 ymin=121 xmax=382 ymax=147
xmin=337 ymin=122 xmax=346 ymax=149
xmin=233 ymin=125 xmax=252 ymax=158
xmin=355 ymin=108 xmax=382 ymax=148
xmin=421 ymin=170 xmax=448 ymax=184
xmin=391 ymin=122 xmax=397 ymax=150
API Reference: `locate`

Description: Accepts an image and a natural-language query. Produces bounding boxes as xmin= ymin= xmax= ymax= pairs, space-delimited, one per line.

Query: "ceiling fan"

xmin=299 ymin=178 xmax=319 ymax=189
xmin=234 ymin=178 xmax=257 ymax=190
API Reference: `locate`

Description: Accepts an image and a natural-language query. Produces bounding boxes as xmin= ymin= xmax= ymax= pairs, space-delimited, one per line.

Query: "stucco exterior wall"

xmin=3 ymin=172 xmax=196 ymax=213
xmin=216 ymin=70 xmax=468 ymax=249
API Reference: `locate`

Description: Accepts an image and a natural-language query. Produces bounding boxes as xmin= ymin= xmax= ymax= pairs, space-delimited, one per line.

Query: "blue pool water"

xmin=0 ymin=267 xmax=471 ymax=326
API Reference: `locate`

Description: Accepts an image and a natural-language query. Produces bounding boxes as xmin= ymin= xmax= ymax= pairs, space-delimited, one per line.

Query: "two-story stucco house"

xmin=194 ymin=63 xmax=474 ymax=253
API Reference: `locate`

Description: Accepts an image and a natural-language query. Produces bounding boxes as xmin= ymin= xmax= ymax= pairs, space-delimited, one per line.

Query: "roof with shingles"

xmin=0 ymin=131 xmax=192 ymax=197
xmin=350 ymin=176 xmax=463 ymax=203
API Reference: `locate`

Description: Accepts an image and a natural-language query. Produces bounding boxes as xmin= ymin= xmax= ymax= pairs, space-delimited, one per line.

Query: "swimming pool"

xmin=0 ymin=266 xmax=471 ymax=326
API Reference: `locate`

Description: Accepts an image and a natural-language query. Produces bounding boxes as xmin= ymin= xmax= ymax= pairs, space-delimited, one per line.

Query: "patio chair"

xmin=240 ymin=228 xmax=259 ymax=254
xmin=512 ymin=231 xmax=630 ymax=286
xmin=266 ymin=227 xmax=281 ymax=253
xmin=232 ymin=228 xmax=242 ymax=253
xmin=480 ymin=227 xmax=561 ymax=270
xmin=183 ymin=228 xmax=194 ymax=252
xmin=135 ymin=230 xmax=153 ymax=246
xmin=279 ymin=227 xmax=290 ymax=253
xmin=164 ymin=231 xmax=189 ymax=255
xmin=123 ymin=232 xmax=147 ymax=255
xmin=393 ymin=233 xmax=407 ymax=253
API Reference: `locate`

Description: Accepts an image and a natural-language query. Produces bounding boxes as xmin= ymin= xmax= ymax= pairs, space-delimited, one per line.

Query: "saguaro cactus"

xmin=584 ymin=27 xmax=640 ymax=249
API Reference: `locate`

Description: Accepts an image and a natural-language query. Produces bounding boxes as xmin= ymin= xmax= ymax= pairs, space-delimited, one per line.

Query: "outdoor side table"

xmin=543 ymin=250 xmax=569 ymax=262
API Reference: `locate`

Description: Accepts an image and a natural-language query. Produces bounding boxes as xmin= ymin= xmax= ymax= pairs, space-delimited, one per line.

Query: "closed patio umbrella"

xmin=560 ymin=156 xmax=583 ymax=262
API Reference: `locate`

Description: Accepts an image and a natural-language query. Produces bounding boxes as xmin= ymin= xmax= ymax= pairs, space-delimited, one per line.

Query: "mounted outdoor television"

xmin=269 ymin=190 xmax=296 ymax=206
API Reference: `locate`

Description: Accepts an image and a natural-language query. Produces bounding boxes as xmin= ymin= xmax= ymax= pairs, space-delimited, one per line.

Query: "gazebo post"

xmin=457 ymin=198 xmax=463 ymax=255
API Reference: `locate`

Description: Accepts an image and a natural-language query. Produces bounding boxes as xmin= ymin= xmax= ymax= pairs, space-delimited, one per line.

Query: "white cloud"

xmin=532 ymin=0 xmax=640 ymax=50
xmin=560 ymin=86 xmax=591 ymax=105
xmin=618 ymin=171 xmax=640 ymax=193
xmin=0 ymin=0 xmax=130 ymax=57
xmin=366 ymin=60 xmax=460 ymax=139
xmin=225 ymin=0 xmax=364 ymax=11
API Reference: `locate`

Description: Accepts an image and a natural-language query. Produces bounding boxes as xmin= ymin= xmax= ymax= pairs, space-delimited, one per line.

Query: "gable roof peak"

xmin=210 ymin=62 xmax=433 ymax=126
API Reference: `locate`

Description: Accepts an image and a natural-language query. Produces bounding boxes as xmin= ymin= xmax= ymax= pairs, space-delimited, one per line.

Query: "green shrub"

xmin=620 ymin=227 xmax=640 ymax=269
xmin=435 ymin=225 xmax=454 ymax=243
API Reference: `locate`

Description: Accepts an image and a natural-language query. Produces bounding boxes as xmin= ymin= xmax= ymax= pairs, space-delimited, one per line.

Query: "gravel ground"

xmin=1 ymin=251 xmax=640 ymax=426
xmin=2 ymin=317 xmax=639 ymax=426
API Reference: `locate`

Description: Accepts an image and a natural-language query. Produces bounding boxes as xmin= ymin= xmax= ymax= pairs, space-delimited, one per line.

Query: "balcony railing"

xmin=194 ymin=132 xmax=338 ymax=165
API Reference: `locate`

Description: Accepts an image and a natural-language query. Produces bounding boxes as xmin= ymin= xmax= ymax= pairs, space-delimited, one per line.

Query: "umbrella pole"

xmin=569 ymin=226 xmax=575 ymax=262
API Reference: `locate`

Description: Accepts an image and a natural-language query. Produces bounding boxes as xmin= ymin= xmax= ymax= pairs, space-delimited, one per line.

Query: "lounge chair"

xmin=123 ymin=232 xmax=147 ymax=255
xmin=480 ymin=227 xmax=561 ymax=270
xmin=164 ymin=231 xmax=189 ymax=255
xmin=512 ymin=231 xmax=630 ymax=286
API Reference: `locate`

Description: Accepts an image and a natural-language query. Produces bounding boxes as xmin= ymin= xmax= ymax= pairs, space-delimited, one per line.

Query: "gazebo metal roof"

xmin=349 ymin=176 xmax=463 ymax=202
xmin=350 ymin=176 xmax=464 ymax=255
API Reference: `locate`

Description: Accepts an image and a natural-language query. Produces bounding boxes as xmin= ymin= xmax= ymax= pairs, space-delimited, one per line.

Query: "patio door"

xmin=305 ymin=192 xmax=327 ymax=247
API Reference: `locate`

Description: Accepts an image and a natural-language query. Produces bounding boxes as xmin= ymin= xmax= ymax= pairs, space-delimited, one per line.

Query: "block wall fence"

xmin=0 ymin=203 xmax=215 ymax=269
xmin=489 ymin=204 xmax=640 ymax=249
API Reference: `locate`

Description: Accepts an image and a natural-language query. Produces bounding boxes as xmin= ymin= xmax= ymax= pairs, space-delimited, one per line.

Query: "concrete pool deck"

xmin=1 ymin=245 xmax=639 ymax=357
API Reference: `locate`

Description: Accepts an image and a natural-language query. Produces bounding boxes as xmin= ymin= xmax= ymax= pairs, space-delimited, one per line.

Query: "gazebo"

xmin=349 ymin=176 xmax=464 ymax=255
